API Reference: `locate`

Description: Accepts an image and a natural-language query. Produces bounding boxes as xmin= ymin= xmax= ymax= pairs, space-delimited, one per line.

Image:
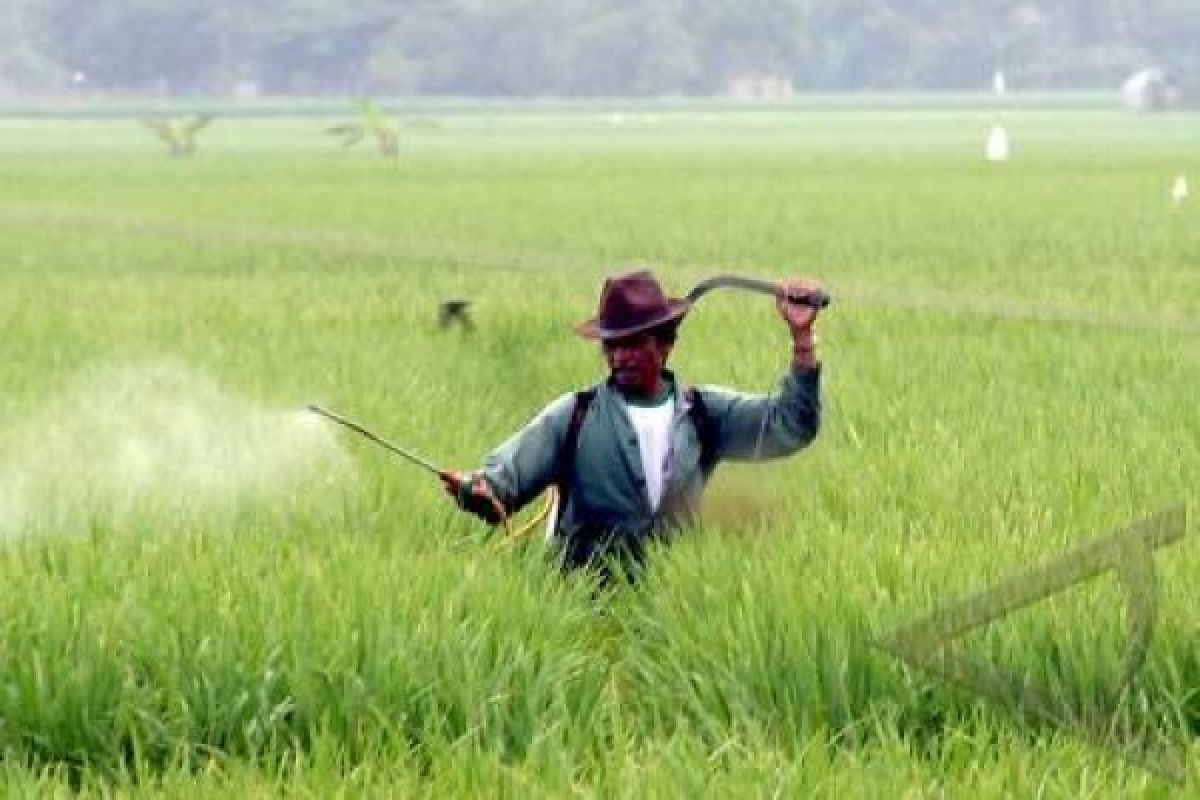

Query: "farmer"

xmin=443 ymin=268 xmax=823 ymax=576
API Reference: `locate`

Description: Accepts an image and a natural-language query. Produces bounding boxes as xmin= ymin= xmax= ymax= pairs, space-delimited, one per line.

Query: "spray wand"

xmin=305 ymin=404 xmax=449 ymax=479
xmin=305 ymin=404 xmax=546 ymax=537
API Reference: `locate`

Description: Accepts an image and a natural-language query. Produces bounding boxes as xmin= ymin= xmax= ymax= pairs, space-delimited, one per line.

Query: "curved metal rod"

xmin=685 ymin=274 xmax=831 ymax=308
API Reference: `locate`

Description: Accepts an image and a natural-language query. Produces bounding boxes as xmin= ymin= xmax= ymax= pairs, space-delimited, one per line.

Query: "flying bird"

xmin=439 ymin=299 xmax=474 ymax=331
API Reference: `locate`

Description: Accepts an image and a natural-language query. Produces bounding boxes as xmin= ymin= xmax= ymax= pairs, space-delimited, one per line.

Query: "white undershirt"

xmin=624 ymin=397 xmax=675 ymax=511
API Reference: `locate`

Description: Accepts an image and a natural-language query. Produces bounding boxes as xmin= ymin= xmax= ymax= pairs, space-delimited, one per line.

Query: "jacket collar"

xmin=602 ymin=369 xmax=693 ymax=413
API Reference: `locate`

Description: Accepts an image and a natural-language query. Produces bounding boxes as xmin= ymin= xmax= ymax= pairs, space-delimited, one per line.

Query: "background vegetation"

xmin=2 ymin=1 xmax=1200 ymax=96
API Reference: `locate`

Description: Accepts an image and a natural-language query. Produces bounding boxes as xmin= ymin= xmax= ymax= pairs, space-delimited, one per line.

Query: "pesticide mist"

xmin=0 ymin=362 xmax=355 ymax=537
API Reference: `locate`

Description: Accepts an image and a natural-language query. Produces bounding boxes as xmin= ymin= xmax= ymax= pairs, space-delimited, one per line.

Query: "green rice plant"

xmin=0 ymin=106 xmax=1195 ymax=794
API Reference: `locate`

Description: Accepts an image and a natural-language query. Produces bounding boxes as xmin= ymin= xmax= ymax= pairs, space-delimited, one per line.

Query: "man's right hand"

xmin=442 ymin=470 xmax=507 ymax=526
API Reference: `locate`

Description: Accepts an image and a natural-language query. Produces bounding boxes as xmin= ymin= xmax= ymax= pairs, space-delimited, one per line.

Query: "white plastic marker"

xmin=986 ymin=125 xmax=1010 ymax=162
xmin=1171 ymin=174 xmax=1188 ymax=206
xmin=993 ymin=70 xmax=1007 ymax=95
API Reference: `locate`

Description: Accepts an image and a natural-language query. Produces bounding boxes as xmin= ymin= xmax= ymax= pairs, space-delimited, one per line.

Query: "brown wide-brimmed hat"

xmin=574 ymin=269 xmax=691 ymax=340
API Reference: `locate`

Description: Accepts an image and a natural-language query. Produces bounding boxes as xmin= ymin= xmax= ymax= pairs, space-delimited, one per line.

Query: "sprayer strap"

xmin=686 ymin=387 xmax=719 ymax=478
xmin=554 ymin=387 xmax=597 ymax=516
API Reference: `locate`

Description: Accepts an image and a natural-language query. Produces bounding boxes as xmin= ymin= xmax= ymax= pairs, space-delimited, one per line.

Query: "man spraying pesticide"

xmin=314 ymin=269 xmax=827 ymax=580
xmin=444 ymin=269 xmax=828 ymax=579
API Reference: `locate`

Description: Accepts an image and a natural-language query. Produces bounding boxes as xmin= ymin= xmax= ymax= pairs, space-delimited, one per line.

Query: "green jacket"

xmin=478 ymin=365 xmax=821 ymax=567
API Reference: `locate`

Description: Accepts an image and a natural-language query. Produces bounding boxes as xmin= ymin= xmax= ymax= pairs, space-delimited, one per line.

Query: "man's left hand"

xmin=775 ymin=278 xmax=824 ymax=334
xmin=776 ymin=278 xmax=824 ymax=368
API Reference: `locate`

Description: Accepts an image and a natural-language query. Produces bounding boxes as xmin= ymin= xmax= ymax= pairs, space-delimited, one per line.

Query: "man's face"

xmin=602 ymin=331 xmax=672 ymax=393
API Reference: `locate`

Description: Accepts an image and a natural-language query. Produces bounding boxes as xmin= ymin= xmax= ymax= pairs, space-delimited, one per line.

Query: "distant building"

xmin=1121 ymin=68 xmax=1182 ymax=111
xmin=232 ymin=80 xmax=262 ymax=100
xmin=725 ymin=73 xmax=795 ymax=101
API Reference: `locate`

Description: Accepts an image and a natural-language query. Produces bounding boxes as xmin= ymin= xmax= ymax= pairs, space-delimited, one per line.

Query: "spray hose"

xmin=455 ymin=472 xmax=554 ymax=541
xmin=506 ymin=489 xmax=557 ymax=541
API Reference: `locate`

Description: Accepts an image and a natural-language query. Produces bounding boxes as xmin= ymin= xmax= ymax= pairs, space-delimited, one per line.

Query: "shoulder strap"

xmin=686 ymin=387 xmax=719 ymax=478
xmin=554 ymin=387 xmax=597 ymax=510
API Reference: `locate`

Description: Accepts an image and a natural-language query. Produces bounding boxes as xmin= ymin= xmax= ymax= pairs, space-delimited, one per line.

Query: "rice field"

xmin=0 ymin=104 xmax=1196 ymax=796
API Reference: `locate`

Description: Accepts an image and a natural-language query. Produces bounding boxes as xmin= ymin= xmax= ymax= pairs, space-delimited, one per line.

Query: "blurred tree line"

xmin=2 ymin=0 xmax=1197 ymax=96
